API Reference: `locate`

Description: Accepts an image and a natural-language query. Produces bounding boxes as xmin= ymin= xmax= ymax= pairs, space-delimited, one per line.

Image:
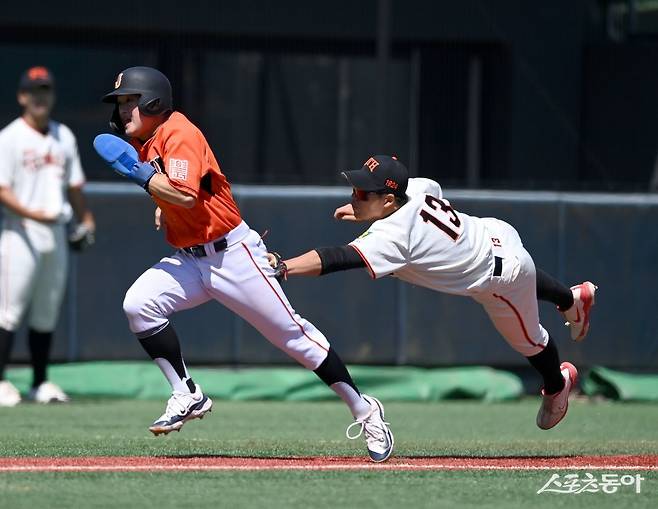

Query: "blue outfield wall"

xmin=8 ymin=184 xmax=658 ymax=369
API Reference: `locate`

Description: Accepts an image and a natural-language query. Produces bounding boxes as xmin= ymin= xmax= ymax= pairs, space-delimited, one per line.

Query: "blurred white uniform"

xmin=0 ymin=118 xmax=85 ymax=331
xmin=350 ymin=189 xmax=549 ymax=357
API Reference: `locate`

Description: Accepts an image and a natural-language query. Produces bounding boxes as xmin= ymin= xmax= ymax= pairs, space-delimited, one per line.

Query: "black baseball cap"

xmin=18 ymin=66 xmax=55 ymax=91
xmin=341 ymin=155 xmax=409 ymax=197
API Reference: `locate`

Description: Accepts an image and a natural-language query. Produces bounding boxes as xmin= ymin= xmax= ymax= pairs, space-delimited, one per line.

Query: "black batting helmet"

xmin=102 ymin=66 xmax=172 ymax=133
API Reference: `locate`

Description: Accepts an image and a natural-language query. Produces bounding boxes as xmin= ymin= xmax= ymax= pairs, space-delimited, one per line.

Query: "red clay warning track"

xmin=0 ymin=455 xmax=656 ymax=472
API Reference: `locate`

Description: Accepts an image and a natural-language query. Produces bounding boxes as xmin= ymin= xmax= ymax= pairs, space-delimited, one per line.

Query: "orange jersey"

xmin=131 ymin=112 xmax=242 ymax=248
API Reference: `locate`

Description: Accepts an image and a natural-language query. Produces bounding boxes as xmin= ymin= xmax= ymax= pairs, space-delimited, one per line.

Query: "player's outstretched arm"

xmin=283 ymin=250 xmax=323 ymax=277
xmin=268 ymin=245 xmax=366 ymax=281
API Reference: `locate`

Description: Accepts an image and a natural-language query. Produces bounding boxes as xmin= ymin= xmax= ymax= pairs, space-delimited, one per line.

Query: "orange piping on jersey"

xmin=240 ymin=243 xmax=329 ymax=354
xmin=349 ymin=244 xmax=376 ymax=279
xmin=493 ymin=293 xmax=544 ymax=349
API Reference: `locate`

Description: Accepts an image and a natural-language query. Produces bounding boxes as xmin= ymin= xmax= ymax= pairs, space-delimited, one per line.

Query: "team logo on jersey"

xmin=168 ymin=158 xmax=189 ymax=180
xmin=364 ymin=157 xmax=380 ymax=172
xmin=114 ymin=72 xmax=123 ymax=89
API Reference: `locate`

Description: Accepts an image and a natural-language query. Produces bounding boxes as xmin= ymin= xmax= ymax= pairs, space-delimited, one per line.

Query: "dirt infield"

xmin=0 ymin=455 xmax=656 ymax=472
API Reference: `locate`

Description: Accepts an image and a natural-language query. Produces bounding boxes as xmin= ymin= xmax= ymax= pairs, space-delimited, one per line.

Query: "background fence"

xmin=9 ymin=183 xmax=657 ymax=370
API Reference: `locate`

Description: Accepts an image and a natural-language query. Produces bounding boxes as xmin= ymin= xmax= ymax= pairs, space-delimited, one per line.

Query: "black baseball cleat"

xmin=149 ymin=384 xmax=213 ymax=436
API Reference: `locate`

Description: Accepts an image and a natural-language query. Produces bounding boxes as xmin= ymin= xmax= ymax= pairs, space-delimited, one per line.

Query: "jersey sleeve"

xmin=349 ymin=220 xmax=409 ymax=279
xmin=161 ymin=126 xmax=204 ymax=198
xmin=405 ymin=177 xmax=442 ymax=200
xmin=66 ymin=132 xmax=86 ymax=188
xmin=0 ymin=130 xmax=14 ymax=187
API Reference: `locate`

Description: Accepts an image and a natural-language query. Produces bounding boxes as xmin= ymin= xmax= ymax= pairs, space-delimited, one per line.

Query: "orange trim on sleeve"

xmin=349 ymin=244 xmax=376 ymax=279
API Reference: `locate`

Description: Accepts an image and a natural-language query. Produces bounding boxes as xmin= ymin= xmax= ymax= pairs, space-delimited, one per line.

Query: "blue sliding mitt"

xmin=93 ymin=134 xmax=156 ymax=190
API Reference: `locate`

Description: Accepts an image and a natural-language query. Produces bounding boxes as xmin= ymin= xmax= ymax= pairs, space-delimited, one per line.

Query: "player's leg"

xmin=27 ymin=227 xmax=69 ymax=403
xmin=203 ymin=229 xmax=393 ymax=462
xmin=475 ymin=227 xmax=577 ymax=430
xmin=122 ymin=253 xmax=213 ymax=435
xmin=536 ymin=268 xmax=597 ymax=341
xmin=0 ymin=227 xmax=38 ymax=406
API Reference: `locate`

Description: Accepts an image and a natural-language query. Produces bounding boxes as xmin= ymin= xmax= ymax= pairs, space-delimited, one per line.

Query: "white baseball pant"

xmin=473 ymin=218 xmax=550 ymax=357
xmin=0 ymin=218 xmax=68 ymax=332
xmin=122 ymin=221 xmax=330 ymax=369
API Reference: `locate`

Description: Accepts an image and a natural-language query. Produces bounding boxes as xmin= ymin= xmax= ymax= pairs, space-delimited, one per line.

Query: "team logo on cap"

xmin=385 ymin=179 xmax=399 ymax=190
xmin=364 ymin=157 xmax=379 ymax=172
xmin=114 ymin=72 xmax=123 ymax=89
xmin=27 ymin=67 xmax=50 ymax=80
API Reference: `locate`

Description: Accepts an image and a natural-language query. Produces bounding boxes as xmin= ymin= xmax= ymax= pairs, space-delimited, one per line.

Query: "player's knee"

xmin=122 ymin=288 xmax=147 ymax=322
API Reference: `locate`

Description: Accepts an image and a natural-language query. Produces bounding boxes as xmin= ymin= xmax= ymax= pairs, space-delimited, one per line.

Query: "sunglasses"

xmin=352 ymin=188 xmax=390 ymax=201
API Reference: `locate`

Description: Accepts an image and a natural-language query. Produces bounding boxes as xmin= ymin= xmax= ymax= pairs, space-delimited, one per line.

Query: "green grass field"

xmin=1 ymin=398 xmax=657 ymax=508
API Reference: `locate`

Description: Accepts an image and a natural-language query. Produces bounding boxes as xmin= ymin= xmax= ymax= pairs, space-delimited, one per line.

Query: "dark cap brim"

xmin=102 ymin=88 xmax=144 ymax=103
xmin=20 ymin=81 xmax=53 ymax=91
xmin=341 ymin=168 xmax=383 ymax=192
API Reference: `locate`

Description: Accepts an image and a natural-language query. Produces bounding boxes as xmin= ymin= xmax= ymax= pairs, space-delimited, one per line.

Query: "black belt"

xmin=182 ymin=238 xmax=228 ymax=258
xmin=493 ymin=256 xmax=503 ymax=277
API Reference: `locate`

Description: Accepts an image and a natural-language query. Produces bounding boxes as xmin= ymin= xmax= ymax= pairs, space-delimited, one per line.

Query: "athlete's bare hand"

xmin=29 ymin=210 xmax=59 ymax=223
xmin=334 ymin=203 xmax=357 ymax=221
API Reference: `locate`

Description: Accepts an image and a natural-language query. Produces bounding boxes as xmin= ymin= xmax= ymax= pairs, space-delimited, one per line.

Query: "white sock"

xmin=330 ymin=381 xmax=372 ymax=420
xmin=154 ymin=357 xmax=192 ymax=393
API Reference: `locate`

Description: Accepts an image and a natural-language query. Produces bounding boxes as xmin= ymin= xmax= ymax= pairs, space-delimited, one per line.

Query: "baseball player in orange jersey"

xmin=94 ymin=67 xmax=393 ymax=462
xmin=270 ymin=155 xmax=597 ymax=430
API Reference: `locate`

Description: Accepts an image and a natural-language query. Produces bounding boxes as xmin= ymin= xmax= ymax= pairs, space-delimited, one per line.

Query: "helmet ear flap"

xmin=140 ymin=98 xmax=162 ymax=116
xmin=108 ymin=104 xmax=125 ymax=135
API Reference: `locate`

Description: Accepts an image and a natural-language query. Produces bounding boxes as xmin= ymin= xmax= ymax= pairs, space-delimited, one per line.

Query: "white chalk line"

xmin=1 ymin=463 xmax=657 ymax=472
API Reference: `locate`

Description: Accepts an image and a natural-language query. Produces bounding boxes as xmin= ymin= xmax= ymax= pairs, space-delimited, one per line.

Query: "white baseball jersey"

xmin=405 ymin=177 xmax=442 ymax=200
xmin=350 ymin=194 xmax=493 ymax=295
xmin=0 ymin=117 xmax=85 ymax=332
xmin=350 ymin=192 xmax=550 ymax=356
xmin=0 ymin=118 xmax=85 ymax=223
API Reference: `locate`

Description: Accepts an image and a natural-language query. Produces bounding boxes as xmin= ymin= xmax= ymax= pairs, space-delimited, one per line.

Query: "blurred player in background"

xmin=270 ymin=155 xmax=597 ymax=430
xmin=0 ymin=66 xmax=96 ymax=407
xmin=93 ymin=66 xmax=393 ymax=462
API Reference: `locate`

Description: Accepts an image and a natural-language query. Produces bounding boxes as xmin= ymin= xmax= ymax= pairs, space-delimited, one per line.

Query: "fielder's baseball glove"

xmin=68 ymin=223 xmax=95 ymax=252
xmin=268 ymin=252 xmax=288 ymax=282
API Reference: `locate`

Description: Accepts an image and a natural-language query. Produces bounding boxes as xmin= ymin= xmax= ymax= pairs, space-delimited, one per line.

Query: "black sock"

xmin=138 ymin=324 xmax=195 ymax=391
xmin=28 ymin=329 xmax=53 ymax=388
xmin=313 ymin=347 xmax=360 ymax=394
xmin=0 ymin=328 xmax=16 ymax=381
xmin=526 ymin=337 xmax=565 ymax=394
xmin=536 ymin=268 xmax=573 ymax=310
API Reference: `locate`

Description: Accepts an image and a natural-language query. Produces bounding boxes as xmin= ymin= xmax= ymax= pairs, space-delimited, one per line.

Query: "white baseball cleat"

xmin=346 ymin=395 xmax=394 ymax=462
xmin=149 ymin=384 xmax=212 ymax=436
xmin=562 ymin=281 xmax=597 ymax=341
xmin=536 ymin=362 xmax=578 ymax=430
xmin=0 ymin=380 xmax=21 ymax=407
xmin=28 ymin=381 xmax=70 ymax=404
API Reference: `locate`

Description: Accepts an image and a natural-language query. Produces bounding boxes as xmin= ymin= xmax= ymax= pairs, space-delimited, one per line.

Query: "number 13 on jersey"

xmin=419 ymin=195 xmax=464 ymax=241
